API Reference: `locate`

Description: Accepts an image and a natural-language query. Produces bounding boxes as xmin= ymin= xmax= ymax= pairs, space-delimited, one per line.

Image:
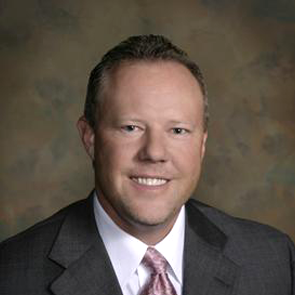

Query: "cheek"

xmin=171 ymin=140 xmax=204 ymax=173
xmin=95 ymin=139 xmax=134 ymax=174
xmin=182 ymin=153 xmax=201 ymax=176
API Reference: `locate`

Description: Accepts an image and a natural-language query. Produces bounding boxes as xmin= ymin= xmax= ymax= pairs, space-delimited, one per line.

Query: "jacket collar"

xmin=48 ymin=193 xmax=123 ymax=295
xmin=183 ymin=199 xmax=240 ymax=295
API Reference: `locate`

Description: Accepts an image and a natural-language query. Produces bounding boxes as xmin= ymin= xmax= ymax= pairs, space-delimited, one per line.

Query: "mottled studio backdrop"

xmin=0 ymin=0 xmax=294 ymax=242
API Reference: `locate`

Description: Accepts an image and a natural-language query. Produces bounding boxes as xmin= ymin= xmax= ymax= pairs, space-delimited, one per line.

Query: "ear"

xmin=77 ymin=116 xmax=95 ymax=160
xmin=201 ymin=132 xmax=208 ymax=160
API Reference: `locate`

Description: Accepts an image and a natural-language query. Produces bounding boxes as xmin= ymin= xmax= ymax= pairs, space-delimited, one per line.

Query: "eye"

xmin=172 ymin=127 xmax=189 ymax=135
xmin=121 ymin=125 xmax=139 ymax=132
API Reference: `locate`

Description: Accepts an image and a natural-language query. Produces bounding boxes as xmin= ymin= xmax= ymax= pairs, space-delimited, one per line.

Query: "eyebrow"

xmin=113 ymin=118 xmax=196 ymax=127
xmin=112 ymin=118 xmax=146 ymax=124
xmin=168 ymin=120 xmax=194 ymax=126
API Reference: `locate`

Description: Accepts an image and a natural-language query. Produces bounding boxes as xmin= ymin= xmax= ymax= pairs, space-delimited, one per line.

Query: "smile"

xmin=131 ymin=177 xmax=168 ymax=186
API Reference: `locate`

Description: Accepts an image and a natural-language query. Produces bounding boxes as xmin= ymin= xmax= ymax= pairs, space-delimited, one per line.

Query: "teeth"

xmin=132 ymin=177 xmax=167 ymax=186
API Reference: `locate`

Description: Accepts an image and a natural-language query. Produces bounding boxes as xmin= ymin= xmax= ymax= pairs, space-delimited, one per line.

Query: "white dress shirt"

xmin=93 ymin=193 xmax=185 ymax=295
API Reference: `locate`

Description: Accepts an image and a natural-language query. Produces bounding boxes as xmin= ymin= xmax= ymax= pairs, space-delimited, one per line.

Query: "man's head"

xmin=77 ymin=35 xmax=208 ymax=244
xmin=84 ymin=34 xmax=209 ymax=132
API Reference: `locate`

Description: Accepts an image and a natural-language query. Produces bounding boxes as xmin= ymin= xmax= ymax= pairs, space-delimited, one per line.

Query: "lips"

xmin=131 ymin=177 xmax=169 ymax=186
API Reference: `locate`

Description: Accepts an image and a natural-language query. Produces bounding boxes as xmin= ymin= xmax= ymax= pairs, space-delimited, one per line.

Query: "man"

xmin=0 ymin=35 xmax=294 ymax=294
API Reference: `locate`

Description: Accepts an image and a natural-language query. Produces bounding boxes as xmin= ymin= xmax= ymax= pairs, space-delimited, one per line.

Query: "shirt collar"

xmin=154 ymin=206 xmax=185 ymax=284
xmin=93 ymin=192 xmax=185 ymax=287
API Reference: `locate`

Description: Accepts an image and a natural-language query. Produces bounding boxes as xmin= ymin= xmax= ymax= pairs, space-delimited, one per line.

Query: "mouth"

xmin=130 ymin=176 xmax=169 ymax=187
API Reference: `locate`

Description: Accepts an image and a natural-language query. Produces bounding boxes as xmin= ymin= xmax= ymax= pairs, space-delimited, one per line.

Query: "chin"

xmin=126 ymin=206 xmax=178 ymax=228
xmin=133 ymin=216 xmax=167 ymax=227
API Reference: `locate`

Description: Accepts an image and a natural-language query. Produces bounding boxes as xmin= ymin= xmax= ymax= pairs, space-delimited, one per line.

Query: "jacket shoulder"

xmin=188 ymin=198 xmax=289 ymax=237
xmin=187 ymin=198 xmax=295 ymax=261
xmin=0 ymin=198 xmax=87 ymax=261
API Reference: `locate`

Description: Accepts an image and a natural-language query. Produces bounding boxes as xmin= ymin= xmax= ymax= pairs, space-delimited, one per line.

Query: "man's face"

xmin=79 ymin=61 xmax=207 ymax=234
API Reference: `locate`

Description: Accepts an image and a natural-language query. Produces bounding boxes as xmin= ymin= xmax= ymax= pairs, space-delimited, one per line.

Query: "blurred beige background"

xmin=0 ymin=0 xmax=294 ymax=242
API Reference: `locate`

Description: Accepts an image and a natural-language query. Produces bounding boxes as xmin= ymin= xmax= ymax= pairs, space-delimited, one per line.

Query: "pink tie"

xmin=140 ymin=247 xmax=177 ymax=295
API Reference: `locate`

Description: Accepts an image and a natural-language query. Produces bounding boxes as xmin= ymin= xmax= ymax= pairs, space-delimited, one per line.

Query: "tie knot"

xmin=142 ymin=247 xmax=168 ymax=274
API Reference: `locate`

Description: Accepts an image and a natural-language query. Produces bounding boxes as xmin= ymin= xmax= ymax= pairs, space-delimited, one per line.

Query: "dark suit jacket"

xmin=0 ymin=193 xmax=294 ymax=295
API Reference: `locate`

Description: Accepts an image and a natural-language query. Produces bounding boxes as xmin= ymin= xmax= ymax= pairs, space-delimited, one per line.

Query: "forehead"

xmin=103 ymin=60 xmax=203 ymax=99
xmin=98 ymin=61 xmax=204 ymax=124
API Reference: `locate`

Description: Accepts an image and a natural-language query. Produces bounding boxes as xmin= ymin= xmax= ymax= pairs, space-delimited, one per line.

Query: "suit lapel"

xmin=183 ymin=200 xmax=240 ymax=295
xmin=48 ymin=194 xmax=123 ymax=295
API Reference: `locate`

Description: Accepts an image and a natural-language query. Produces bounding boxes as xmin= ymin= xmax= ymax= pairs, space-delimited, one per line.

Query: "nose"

xmin=138 ymin=129 xmax=168 ymax=163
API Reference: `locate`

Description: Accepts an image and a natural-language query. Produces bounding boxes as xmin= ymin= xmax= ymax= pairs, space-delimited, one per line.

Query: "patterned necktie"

xmin=140 ymin=247 xmax=177 ymax=295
